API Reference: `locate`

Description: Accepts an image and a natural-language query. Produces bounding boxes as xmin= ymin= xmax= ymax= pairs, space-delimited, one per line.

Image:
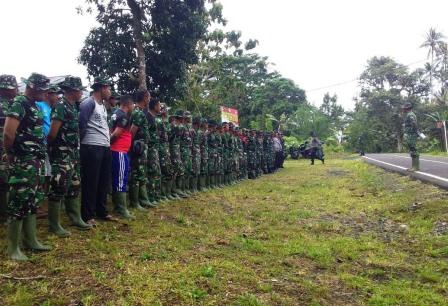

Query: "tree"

xmin=319 ymin=92 xmax=345 ymax=131
xmin=349 ymin=56 xmax=430 ymax=152
xmin=78 ymin=0 xmax=211 ymax=101
xmin=420 ymin=28 xmax=445 ymax=94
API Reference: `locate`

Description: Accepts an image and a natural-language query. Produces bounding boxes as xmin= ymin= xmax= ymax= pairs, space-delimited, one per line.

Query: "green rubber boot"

xmin=23 ymin=214 xmax=52 ymax=252
xmin=48 ymin=200 xmax=71 ymax=238
xmin=65 ymin=197 xmax=92 ymax=230
xmin=113 ymin=192 xmax=134 ymax=219
xmin=183 ymin=177 xmax=192 ymax=195
xmin=174 ymin=177 xmax=187 ymax=198
xmin=7 ymin=219 xmax=28 ymax=261
xmin=140 ymin=185 xmax=156 ymax=208
xmin=168 ymin=178 xmax=180 ymax=200
xmin=129 ymin=185 xmax=146 ymax=211
xmin=412 ymin=156 xmax=420 ymax=171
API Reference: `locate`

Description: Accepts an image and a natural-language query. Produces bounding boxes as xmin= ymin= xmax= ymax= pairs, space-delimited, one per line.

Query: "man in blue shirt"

xmin=36 ymin=84 xmax=61 ymax=216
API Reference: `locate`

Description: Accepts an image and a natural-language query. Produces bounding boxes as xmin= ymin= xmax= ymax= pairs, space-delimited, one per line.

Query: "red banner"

xmin=220 ymin=106 xmax=239 ymax=126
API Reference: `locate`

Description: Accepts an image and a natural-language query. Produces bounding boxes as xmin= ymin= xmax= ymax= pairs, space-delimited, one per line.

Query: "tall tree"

xmin=78 ymin=0 xmax=211 ymax=101
xmin=420 ymin=28 xmax=445 ymax=93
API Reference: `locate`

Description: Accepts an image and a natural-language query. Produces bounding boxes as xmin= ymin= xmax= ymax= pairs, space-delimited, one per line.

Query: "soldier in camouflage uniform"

xmin=0 ymin=75 xmax=18 ymax=221
xmin=207 ymin=120 xmax=218 ymax=188
xmin=236 ymin=127 xmax=246 ymax=180
xmin=216 ymin=124 xmax=225 ymax=187
xmin=191 ymin=117 xmax=202 ymax=192
xmin=230 ymin=125 xmax=240 ymax=183
xmin=403 ymin=102 xmax=420 ymax=171
xmin=157 ymin=103 xmax=177 ymax=201
xmin=247 ymin=130 xmax=258 ymax=179
xmin=199 ymin=118 xmax=209 ymax=190
xmin=169 ymin=111 xmax=187 ymax=198
xmin=256 ymin=131 xmax=264 ymax=176
xmin=129 ymin=89 xmax=152 ymax=210
xmin=145 ymin=97 xmax=162 ymax=205
xmin=4 ymin=73 xmax=52 ymax=260
xmin=47 ymin=76 xmax=91 ymax=238
xmin=180 ymin=111 xmax=194 ymax=194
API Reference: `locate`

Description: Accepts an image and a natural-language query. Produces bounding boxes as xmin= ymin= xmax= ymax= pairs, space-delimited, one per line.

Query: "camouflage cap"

xmin=91 ymin=76 xmax=113 ymax=89
xmin=109 ymin=91 xmax=119 ymax=99
xmin=402 ymin=102 xmax=413 ymax=109
xmin=174 ymin=109 xmax=184 ymax=117
xmin=24 ymin=73 xmax=50 ymax=91
xmin=0 ymin=74 xmax=18 ymax=90
xmin=183 ymin=110 xmax=192 ymax=118
xmin=59 ymin=76 xmax=85 ymax=91
xmin=48 ymin=84 xmax=63 ymax=94
xmin=200 ymin=118 xmax=208 ymax=125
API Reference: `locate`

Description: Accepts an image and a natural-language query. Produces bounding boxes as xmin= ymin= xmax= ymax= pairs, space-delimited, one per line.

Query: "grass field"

xmin=1 ymin=157 xmax=447 ymax=305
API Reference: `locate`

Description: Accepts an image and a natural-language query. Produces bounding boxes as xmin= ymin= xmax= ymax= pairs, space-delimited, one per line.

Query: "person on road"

xmin=403 ymin=102 xmax=420 ymax=171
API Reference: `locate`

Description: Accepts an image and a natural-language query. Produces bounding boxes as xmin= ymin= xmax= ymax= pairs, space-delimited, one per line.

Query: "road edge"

xmin=362 ymin=156 xmax=448 ymax=190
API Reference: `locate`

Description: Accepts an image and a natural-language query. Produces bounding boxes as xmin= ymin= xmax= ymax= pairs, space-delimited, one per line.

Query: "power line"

xmin=306 ymin=58 xmax=428 ymax=93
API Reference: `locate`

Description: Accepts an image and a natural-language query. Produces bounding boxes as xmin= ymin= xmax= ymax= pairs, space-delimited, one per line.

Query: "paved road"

xmin=363 ymin=153 xmax=448 ymax=189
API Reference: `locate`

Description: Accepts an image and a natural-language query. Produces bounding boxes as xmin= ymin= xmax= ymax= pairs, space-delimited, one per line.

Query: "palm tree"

xmin=420 ymin=28 xmax=445 ymax=94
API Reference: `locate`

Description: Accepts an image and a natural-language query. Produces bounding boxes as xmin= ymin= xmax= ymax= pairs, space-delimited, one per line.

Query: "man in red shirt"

xmin=110 ymin=95 xmax=134 ymax=219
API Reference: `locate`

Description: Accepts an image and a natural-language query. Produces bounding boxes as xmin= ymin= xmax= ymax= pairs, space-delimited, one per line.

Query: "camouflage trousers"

xmin=7 ymin=157 xmax=45 ymax=220
xmin=192 ymin=147 xmax=201 ymax=176
xmin=147 ymin=146 xmax=161 ymax=199
xmin=49 ymin=154 xmax=81 ymax=201
xmin=129 ymin=149 xmax=148 ymax=187
xmin=182 ymin=151 xmax=193 ymax=177
xmin=200 ymin=153 xmax=209 ymax=176
xmin=159 ymin=144 xmax=174 ymax=182
xmin=404 ymin=133 xmax=419 ymax=158
xmin=208 ymin=152 xmax=217 ymax=175
xmin=216 ymin=152 xmax=224 ymax=175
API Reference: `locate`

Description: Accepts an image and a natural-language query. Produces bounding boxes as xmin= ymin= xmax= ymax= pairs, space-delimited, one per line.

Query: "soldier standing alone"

xmin=403 ymin=102 xmax=420 ymax=171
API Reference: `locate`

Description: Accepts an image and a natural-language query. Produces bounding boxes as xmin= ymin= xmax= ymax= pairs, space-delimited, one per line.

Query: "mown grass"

xmin=1 ymin=156 xmax=447 ymax=305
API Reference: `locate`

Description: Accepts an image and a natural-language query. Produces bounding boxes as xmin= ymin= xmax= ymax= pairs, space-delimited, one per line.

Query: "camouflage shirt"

xmin=6 ymin=95 xmax=45 ymax=160
xmin=404 ymin=111 xmax=418 ymax=136
xmin=50 ymin=97 xmax=79 ymax=158
xmin=145 ymin=110 xmax=159 ymax=148
xmin=0 ymin=97 xmax=13 ymax=156
xmin=131 ymin=106 xmax=150 ymax=143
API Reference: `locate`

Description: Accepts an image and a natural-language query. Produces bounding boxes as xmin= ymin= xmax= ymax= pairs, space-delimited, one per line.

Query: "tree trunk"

xmin=127 ymin=0 xmax=147 ymax=90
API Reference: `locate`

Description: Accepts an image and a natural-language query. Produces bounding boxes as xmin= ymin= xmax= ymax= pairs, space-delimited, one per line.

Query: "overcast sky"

xmin=1 ymin=0 xmax=447 ymax=110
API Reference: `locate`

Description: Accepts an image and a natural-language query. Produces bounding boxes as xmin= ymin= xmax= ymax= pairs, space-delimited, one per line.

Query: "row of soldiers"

xmin=118 ymin=105 xmax=284 ymax=213
xmin=0 ymin=73 xmax=285 ymax=261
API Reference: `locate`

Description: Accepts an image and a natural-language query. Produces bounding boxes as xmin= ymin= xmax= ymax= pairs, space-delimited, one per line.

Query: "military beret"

xmin=23 ymin=73 xmax=50 ymax=91
xmin=0 ymin=74 xmax=18 ymax=90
